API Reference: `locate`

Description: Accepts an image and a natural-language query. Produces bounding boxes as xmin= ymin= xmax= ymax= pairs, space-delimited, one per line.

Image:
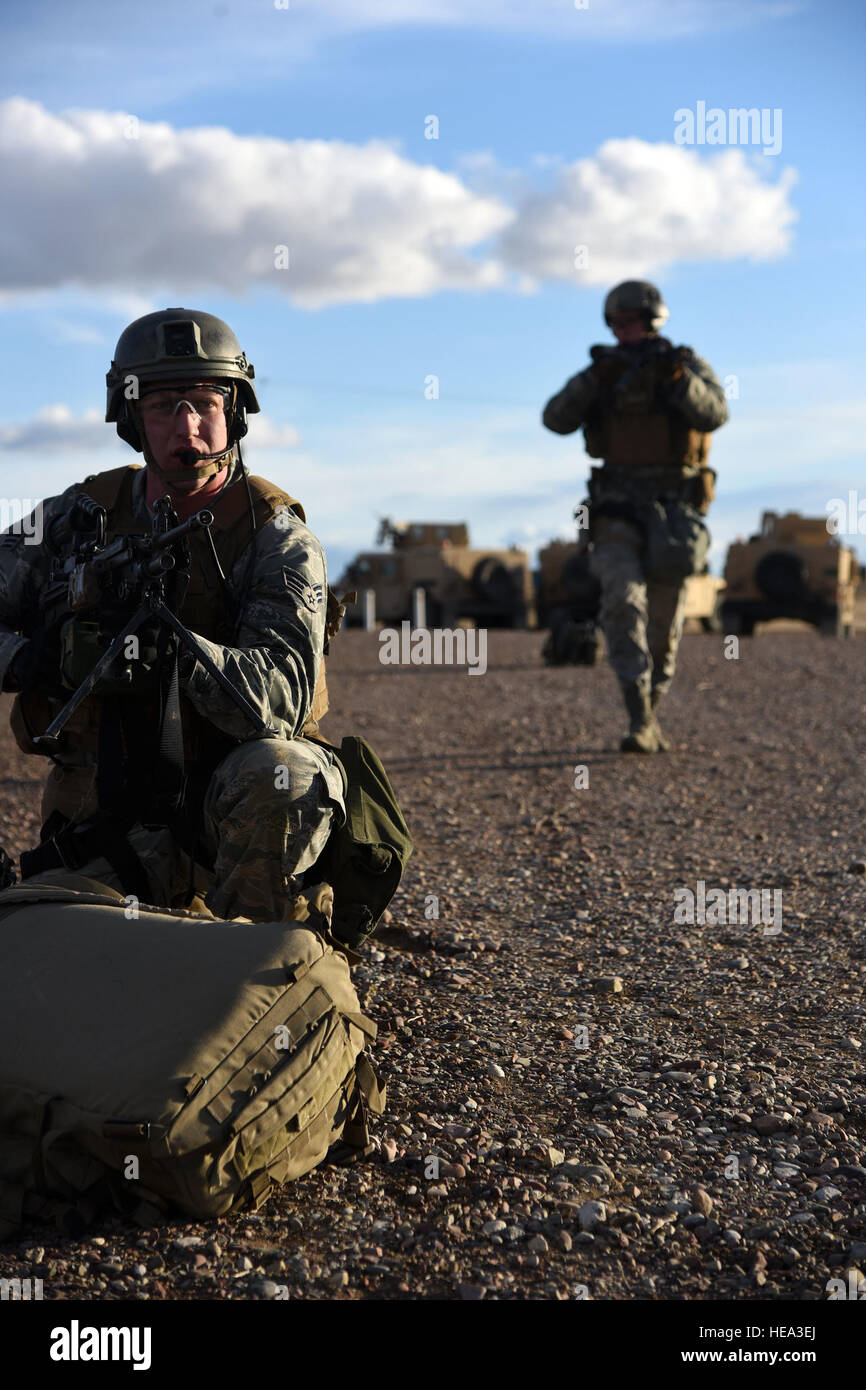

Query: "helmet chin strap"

xmin=146 ymin=442 xmax=236 ymax=486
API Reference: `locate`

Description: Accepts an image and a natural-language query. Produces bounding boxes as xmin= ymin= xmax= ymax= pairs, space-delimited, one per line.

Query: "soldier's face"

xmin=609 ymin=312 xmax=649 ymax=345
xmin=139 ymin=380 xmax=231 ymax=490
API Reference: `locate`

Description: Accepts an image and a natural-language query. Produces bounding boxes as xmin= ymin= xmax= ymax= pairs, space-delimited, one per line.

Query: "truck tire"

xmin=721 ymin=604 xmax=755 ymax=637
xmin=754 ymin=551 xmax=808 ymax=604
xmin=818 ymin=607 xmax=842 ymax=638
xmin=561 ymin=553 xmax=601 ymax=617
xmin=471 ymin=557 xmax=516 ymax=607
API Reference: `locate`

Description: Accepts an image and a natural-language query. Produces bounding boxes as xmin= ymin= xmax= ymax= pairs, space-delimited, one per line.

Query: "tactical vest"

xmin=584 ymin=410 xmax=711 ymax=472
xmin=11 ymin=464 xmax=330 ymax=795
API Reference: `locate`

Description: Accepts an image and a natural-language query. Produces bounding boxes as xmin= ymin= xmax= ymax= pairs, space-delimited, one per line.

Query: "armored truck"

xmin=721 ymin=511 xmax=859 ymax=636
xmin=337 ymin=520 xmax=536 ymax=628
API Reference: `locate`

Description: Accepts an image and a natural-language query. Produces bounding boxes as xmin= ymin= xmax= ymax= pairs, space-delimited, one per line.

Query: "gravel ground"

xmin=1 ymin=629 xmax=864 ymax=1303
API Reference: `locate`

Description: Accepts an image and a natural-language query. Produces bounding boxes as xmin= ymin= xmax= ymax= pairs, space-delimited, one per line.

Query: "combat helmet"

xmin=105 ymin=308 xmax=260 ymax=483
xmin=603 ymin=281 xmax=669 ymax=333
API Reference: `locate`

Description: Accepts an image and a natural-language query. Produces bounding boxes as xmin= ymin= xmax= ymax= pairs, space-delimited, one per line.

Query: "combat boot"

xmin=649 ymin=687 xmax=671 ymax=752
xmin=619 ymin=681 xmax=659 ymax=754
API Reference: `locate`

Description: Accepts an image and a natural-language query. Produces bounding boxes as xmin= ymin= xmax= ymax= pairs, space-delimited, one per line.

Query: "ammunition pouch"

xmin=304 ymin=735 xmax=413 ymax=950
xmin=644 ymin=498 xmax=710 ymax=582
xmin=59 ymin=615 xmax=162 ymax=698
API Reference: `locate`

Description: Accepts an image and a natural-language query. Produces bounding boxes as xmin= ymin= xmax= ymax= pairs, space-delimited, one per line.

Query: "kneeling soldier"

xmin=0 ymin=308 xmax=346 ymax=919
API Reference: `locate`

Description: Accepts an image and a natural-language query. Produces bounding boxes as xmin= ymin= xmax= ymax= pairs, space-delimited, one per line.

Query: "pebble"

xmin=482 ymin=1220 xmax=507 ymax=1236
xmin=594 ymin=976 xmax=623 ymax=994
xmin=691 ymin=1187 xmax=714 ymax=1218
xmin=753 ymin=1114 xmax=787 ymax=1135
xmin=578 ymin=1201 xmax=607 ymax=1233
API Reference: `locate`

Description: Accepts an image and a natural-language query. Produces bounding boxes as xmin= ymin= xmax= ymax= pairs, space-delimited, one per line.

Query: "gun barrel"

xmin=152 ymin=509 xmax=214 ymax=550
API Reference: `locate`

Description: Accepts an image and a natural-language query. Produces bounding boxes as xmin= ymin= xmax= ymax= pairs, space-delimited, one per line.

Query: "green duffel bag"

xmin=644 ymin=498 xmax=710 ymax=582
xmin=0 ymin=879 xmax=384 ymax=1239
xmin=306 ymin=735 xmax=413 ymax=951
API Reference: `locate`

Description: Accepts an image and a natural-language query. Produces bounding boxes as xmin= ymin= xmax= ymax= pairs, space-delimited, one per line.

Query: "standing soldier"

xmin=542 ymin=281 xmax=728 ymax=752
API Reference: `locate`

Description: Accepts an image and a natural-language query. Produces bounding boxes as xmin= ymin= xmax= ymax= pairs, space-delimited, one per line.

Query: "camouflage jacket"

xmin=0 ymin=459 xmax=329 ymax=744
xmin=542 ymin=337 xmax=728 ymax=439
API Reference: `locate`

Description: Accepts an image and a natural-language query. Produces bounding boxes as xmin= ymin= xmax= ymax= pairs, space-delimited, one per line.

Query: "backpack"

xmin=0 ymin=880 xmax=384 ymax=1238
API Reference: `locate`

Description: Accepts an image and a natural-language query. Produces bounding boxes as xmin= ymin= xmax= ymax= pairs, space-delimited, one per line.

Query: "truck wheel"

xmin=561 ymin=553 xmax=601 ymax=615
xmin=701 ymin=597 xmax=724 ymax=634
xmin=721 ymin=604 xmax=754 ymax=637
xmin=755 ymin=551 xmax=808 ymax=603
xmin=472 ymin=557 xmax=516 ymax=607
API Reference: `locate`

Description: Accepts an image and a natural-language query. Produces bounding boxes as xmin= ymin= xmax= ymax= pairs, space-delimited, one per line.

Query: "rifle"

xmin=34 ymin=492 xmax=277 ymax=754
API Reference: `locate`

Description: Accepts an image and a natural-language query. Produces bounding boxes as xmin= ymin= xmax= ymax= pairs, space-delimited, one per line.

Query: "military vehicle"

xmin=337 ymin=520 xmax=536 ymax=628
xmin=721 ymin=511 xmax=859 ymax=636
xmin=536 ymin=538 xmax=725 ymax=665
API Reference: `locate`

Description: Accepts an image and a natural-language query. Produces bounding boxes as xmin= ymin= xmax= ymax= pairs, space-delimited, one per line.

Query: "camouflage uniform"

xmin=543 ymin=335 xmax=728 ymax=748
xmin=0 ymin=458 xmax=345 ymax=919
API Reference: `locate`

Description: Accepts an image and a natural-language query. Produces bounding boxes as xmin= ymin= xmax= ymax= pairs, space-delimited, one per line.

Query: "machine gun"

xmin=34 ymin=492 xmax=277 ymax=754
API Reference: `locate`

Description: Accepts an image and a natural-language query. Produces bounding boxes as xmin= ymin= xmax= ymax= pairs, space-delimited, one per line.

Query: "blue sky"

xmin=0 ymin=0 xmax=863 ymax=579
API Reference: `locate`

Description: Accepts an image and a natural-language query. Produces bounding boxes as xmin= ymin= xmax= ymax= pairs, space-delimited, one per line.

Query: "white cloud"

xmin=244 ymin=416 xmax=301 ymax=449
xmin=0 ymin=103 xmax=798 ymax=312
xmin=0 ymin=404 xmax=300 ymax=455
xmin=0 ymin=404 xmax=107 ymax=453
xmin=0 ymin=98 xmax=511 ymax=309
xmin=500 ymin=140 xmax=798 ymax=286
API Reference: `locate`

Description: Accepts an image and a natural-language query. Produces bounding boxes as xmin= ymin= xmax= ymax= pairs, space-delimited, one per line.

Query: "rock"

xmin=578 ymin=1200 xmax=607 ymax=1233
xmin=584 ymin=1124 xmax=615 ymax=1140
xmin=691 ymin=1187 xmax=714 ymax=1217
xmin=753 ymin=1114 xmax=787 ymax=1135
xmin=382 ymin=1138 xmax=398 ymax=1163
xmin=773 ymin=1164 xmax=800 ymax=1180
xmin=664 ymin=1072 xmax=695 ymax=1083
xmin=803 ymin=1111 xmax=835 ymax=1129
xmin=459 ymin=1283 xmax=486 ymax=1300
xmin=594 ymin=976 xmax=623 ymax=994
xmin=554 ymin=1230 xmax=573 ymax=1252
xmin=841 ymin=1037 xmax=861 ymax=1051
xmin=485 ymin=1061 xmax=506 ymax=1080
xmin=814 ymin=1186 xmax=842 ymax=1201
xmin=847 ymin=860 xmax=866 ymax=874
xmin=482 ymin=1220 xmax=507 ymax=1236
xmin=527 ymin=1235 xmax=549 ymax=1254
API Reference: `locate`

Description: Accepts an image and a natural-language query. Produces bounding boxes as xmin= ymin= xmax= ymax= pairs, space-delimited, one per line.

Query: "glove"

xmin=3 ymin=627 xmax=66 ymax=695
xmin=590 ymin=350 xmax=627 ymax=389
xmin=652 ymin=345 xmax=690 ymax=395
